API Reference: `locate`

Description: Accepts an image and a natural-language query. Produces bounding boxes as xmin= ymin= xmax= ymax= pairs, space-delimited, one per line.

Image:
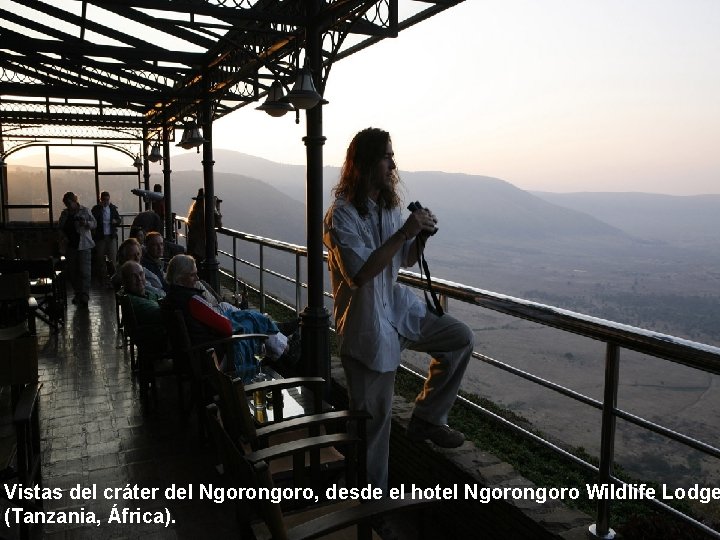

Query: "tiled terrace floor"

xmin=2 ymin=283 xmax=242 ymax=539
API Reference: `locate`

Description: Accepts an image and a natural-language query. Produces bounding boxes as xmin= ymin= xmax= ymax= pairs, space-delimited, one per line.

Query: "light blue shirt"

xmin=102 ymin=205 xmax=111 ymax=235
xmin=323 ymin=196 xmax=426 ymax=372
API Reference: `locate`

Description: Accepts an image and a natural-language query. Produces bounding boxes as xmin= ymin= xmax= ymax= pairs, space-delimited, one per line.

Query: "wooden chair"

xmin=115 ymin=289 xmax=129 ymax=350
xmin=0 ymin=271 xmax=36 ymax=336
xmin=205 ymin=348 xmax=369 ymax=489
xmin=0 ymin=257 xmax=65 ymax=330
xmin=118 ymin=292 xmax=180 ymax=401
xmin=162 ymin=307 xmax=267 ymax=434
xmin=0 ymin=273 xmax=43 ymax=540
xmin=205 ymin=403 xmax=441 ymax=540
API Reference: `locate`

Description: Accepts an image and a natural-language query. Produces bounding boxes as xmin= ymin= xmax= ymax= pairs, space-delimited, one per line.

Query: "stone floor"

xmin=1 ymin=283 xmax=242 ymax=539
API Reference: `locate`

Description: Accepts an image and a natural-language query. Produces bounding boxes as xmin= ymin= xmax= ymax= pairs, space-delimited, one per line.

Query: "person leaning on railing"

xmin=323 ymin=127 xmax=475 ymax=494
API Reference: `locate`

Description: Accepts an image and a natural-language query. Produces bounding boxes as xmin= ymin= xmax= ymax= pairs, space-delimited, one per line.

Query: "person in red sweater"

xmin=163 ymin=254 xmax=294 ymax=380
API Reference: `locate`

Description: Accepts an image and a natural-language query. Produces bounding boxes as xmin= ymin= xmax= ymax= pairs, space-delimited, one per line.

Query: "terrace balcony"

xmin=2 ymin=218 xmax=717 ymax=539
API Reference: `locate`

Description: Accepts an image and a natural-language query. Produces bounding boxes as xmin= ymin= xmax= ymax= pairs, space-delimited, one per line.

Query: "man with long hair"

xmin=323 ymin=127 xmax=474 ymax=492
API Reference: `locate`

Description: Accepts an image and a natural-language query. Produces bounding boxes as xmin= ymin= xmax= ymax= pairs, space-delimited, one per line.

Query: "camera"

xmin=407 ymin=201 xmax=437 ymax=236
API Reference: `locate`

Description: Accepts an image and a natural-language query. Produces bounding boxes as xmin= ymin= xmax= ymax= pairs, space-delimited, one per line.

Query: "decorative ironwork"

xmin=0 ymin=1 xmax=464 ymax=141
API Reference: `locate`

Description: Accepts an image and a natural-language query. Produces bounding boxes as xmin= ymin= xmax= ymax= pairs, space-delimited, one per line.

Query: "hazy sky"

xmin=204 ymin=0 xmax=720 ymax=195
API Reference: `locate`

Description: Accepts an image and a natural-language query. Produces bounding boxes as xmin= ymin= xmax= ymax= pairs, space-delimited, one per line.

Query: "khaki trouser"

xmin=341 ymin=311 xmax=474 ymax=492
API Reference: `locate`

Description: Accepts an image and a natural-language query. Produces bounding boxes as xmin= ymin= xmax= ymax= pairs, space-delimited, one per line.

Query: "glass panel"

xmin=5 ymin=167 xmax=48 ymax=206
xmin=51 ymin=170 xmax=96 ymax=222
xmin=7 ymin=207 xmax=50 ymax=223
xmin=47 ymin=146 xmax=94 ymax=168
xmin=98 ymin=174 xmax=141 ymax=214
xmin=95 ymin=146 xmax=138 ymax=171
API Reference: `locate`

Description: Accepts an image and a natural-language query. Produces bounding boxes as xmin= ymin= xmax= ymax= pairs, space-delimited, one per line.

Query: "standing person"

xmin=150 ymin=183 xmax=165 ymax=226
xmin=186 ymin=188 xmax=222 ymax=264
xmin=58 ymin=191 xmax=96 ymax=306
xmin=323 ymin=127 xmax=474 ymax=492
xmin=91 ymin=191 xmax=121 ymax=287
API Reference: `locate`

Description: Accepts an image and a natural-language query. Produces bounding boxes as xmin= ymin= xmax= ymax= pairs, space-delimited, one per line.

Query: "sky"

xmin=205 ymin=0 xmax=720 ymax=196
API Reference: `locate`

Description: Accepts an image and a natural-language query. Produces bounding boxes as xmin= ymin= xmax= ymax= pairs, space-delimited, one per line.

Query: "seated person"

xmin=128 ymin=226 xmax=146 ymax=247
xmin=119 ymin=261 xmax=163 ymax=328
xmin=112 ymin=238 xmax=165 ymax=297
xmin=131 ymin=209 xmax=162 ymax=235
xmin=119 ymin=260 xmax=166 ymax=356
xmin=163 ymin=254 xmax=293 ymax=381
xmin=141 ymin=232 xmax=169 ymax=291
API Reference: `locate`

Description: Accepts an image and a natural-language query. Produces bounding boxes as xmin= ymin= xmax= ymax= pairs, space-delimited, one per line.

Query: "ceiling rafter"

xmin=95 ymin=4 xmax=218 ymax=50
xmin=0 ymin=1 xmax=465 ymax=142
xmin=20 ymin=0 xmax=176 ymax=54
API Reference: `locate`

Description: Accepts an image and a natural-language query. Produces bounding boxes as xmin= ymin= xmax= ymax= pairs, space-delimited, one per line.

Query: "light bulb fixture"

xmin=148 ymin=142 xmax=162 ymax=163
xmin=176 ymin=121 xmax=206 ymax=149
xmin=286 ymin=65 xmax=322 ymax=110
xmin=256 ymin=80 xmax=294 ymax=117
xmin=133 ymin=154 xmax=142 ymax=169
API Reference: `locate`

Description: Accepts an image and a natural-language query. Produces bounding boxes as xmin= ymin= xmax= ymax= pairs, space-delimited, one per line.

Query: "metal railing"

xmin=180 ymin=219 xmax=720 ymax=539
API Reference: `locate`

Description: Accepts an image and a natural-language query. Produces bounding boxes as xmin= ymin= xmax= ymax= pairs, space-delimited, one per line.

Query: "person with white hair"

xmin=163 ymin=254 xmax=298 ymax=381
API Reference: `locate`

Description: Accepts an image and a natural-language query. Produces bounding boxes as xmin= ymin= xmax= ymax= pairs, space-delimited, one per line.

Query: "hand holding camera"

xmin=406 ymin=201 xmax=438 ymax=238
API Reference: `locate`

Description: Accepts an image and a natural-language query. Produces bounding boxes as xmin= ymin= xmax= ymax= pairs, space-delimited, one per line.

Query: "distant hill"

xmin=166 ymin=170 xmax=306 ymax=245
xmin=532 ymin=191 xmax=720 ymax=250
xmin=7 ymin=153 xmax=720 ymax=338
xmin=173 ymin=150 xmax=308 ymax=204
xmin=172 ymin=149 xmax=630 ymax=249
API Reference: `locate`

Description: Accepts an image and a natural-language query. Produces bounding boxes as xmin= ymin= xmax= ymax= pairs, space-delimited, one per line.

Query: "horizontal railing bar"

xmin=608 ymin=475 xmax=720 ymax=540
xmin=218 ymin=268 xmax=295 ymax=313
xmin=400 ymin=273 xmax=720 ymax=376
xmin=474 ymin=352 xmax=604 ymax=411
xmin=612 ymin=407 xmax=720 ymax=458
xmin=218 ymin=250 xmax=307 ymax=288
xmin=399 ymin=364 xmax=600 ymax=474
xmin=218 ymin=226 xmax=306 ymax=256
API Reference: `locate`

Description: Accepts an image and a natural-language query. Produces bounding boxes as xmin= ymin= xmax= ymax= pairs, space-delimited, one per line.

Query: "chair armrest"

xmin=244 ymin=376 xmax=325 ymax=395
xmin=245 ymin=433 xmax=360 ymax=465
xmin=190 ymin=333 xmax=269 ymax=353
xmin=255 ymin=410 xmax=370 ymax=441
xmin=13 ymin=383 xmax=42 ymax=424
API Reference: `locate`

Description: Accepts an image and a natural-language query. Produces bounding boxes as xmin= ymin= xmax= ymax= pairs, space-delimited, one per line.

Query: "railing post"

xmin=259 ymin=244 xmax=265 ymax=313
xmin=295 ymin=252 xmax=301 ymax=316
xmin=233 ymin=236 xmax=238 ymax=302
xmin=589 ymin=342 xmax=619 ymax=540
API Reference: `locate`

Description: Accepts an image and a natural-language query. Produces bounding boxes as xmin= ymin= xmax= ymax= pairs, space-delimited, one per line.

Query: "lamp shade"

xmin=286 ymin=65 xmax=322 ymax=109
xmin=176 ymin=122 xmax=205 ymax=149
xmin=133 ymin=154 xmax=143 ymax=169
xmin=256 ymin=81 xmax=294 ymax=117
xmin=148 ymin=142 xmax=162 ymax=163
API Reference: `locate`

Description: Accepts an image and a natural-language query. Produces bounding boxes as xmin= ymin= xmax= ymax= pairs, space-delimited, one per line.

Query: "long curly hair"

xmin=332 ymin=127 xmax=401 ymax=217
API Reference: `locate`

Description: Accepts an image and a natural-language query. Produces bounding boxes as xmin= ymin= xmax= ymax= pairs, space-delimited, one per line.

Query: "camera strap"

xmin=415 ymin=237 xmax=444 ymax=317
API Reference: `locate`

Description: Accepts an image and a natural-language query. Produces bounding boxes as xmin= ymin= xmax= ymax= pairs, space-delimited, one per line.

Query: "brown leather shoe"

xmin=407 ymin=415 xmax=464 ymax=448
